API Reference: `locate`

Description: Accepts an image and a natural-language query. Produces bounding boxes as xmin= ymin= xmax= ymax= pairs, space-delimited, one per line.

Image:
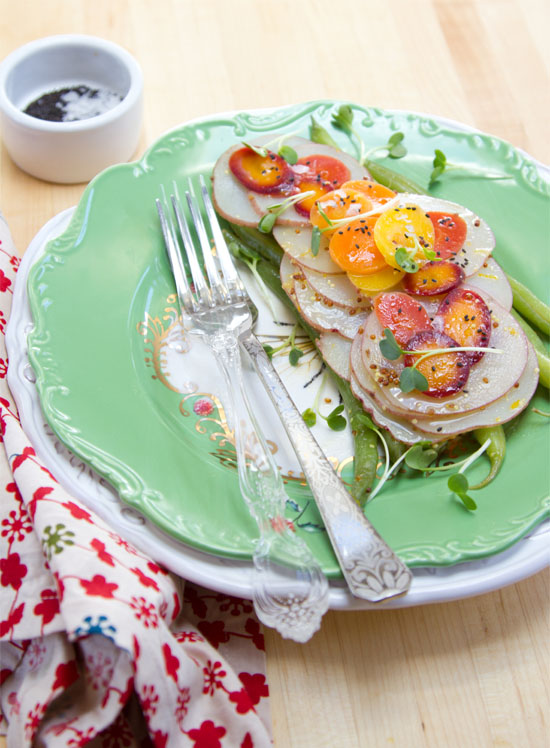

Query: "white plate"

xmin=7 ymin=206 xmax=549 ymax=610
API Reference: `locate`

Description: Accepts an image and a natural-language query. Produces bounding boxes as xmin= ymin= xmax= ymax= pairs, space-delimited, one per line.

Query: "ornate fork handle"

xmin=209 ymin=331 xmax=329 ymax=642
xmin=240 ymin=330 xmax=413 ymax=602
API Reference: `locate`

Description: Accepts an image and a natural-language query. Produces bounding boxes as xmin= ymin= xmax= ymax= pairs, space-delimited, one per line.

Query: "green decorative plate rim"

xmin=26 ymin=100 xmax=550 ymax=576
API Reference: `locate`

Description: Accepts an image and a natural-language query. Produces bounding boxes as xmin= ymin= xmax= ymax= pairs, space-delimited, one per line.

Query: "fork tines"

xmin=156 ymin=175 xmax=248 ymax=315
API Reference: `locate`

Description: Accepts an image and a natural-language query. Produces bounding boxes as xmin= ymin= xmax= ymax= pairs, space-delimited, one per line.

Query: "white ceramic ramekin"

xmin=0 ymin=34 xmax=143 ymax=183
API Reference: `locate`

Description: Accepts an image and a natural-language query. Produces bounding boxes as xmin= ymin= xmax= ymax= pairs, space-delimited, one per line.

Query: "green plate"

xmin=27 ymin=101 xmax=550 ymax=576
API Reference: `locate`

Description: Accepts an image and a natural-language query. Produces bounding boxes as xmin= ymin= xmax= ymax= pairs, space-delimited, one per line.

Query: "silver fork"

xmin=156 ymin=176 xmax=413 ymax=614
xmin=156 ymin=179 xmax=329 ymax=642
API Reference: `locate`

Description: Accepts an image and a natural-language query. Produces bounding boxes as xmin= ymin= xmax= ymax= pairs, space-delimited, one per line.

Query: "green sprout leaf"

xmin=326 ymin=404 xmax=347 ymax=431
xmin=405 ymin=444 xmax=438 ymax=470
xmin=302 ymin=407 xmax=317 ymax=427
xmin=379 ymin=328 xmax=403 ymax=360
xmin=395 ymin=247 xmax=420 ymax=273
xmin=387 ymin=132 xmax=407 ymax=159
xmin=400 ymin=366 xmax=429 ymax=393
xmin=263 ymin=344 xmax=274 ymax=358
xmin=448 ymin=472 xmax=477 ymax=510
xmin=242 ymin=140 xmax=268 ymax=157
xmin=289 ymin=347 xmax=304 ymax=366
xmin=331 ymin=104 xmax=354 ymax=133
xmin=278 ymin=144 xmax=298 ymax=165
xmin=311 ymin=226 xmax=322 ymax=256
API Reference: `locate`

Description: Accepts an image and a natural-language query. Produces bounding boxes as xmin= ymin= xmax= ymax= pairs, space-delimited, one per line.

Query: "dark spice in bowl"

xmin=24 ymin=84 xmax=123 ymax=122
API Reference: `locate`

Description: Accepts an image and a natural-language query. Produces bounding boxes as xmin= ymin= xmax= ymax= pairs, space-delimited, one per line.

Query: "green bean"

xmin=363 ymin=159 xmax=428 ymax=195
xmin=310 ymin=116 xmax=340 ymax=150
xmin=507 ymin=273 xmax=550 ymax=337
xmin=470 ymin=426 xmax=506 ymax=490
xmin=510 ymin=310 xmax=550 ymax=389
xmin=225 ymin=223 xmax=284 ymax=267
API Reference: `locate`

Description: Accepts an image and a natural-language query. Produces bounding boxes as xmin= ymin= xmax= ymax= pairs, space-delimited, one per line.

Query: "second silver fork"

xmin=156 ymin=179 xmax=330 ymax=643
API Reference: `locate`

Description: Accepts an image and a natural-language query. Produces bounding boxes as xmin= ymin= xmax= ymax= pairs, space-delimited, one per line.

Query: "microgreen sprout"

xmin=302 ymin=373 xmax=348 ymax=431
xmin=395 ymin=233 xmax=438 ymax=273
xmin=262 ymin=324 xmax=312 ymax=368
xmin=378 ymin=327 xmax=504 ymax=393
xmin=227 ymin=240 xmax=279 ymax=321
xmin=364 ymin=131 xmax=408 ymax=160
xmin=242 ymin=140 xmax=268 ymax=157
xmin=278 ymin=144 xmax=298 ymax=165
xmin=532 ymin=408 xmax=550 ymax=417
xmin=429 ymin=148 xmax=511 ymax=187
xmin=258 ymin=190 xmax=316 ymax=234
xmin=395 ymin=247 xmax=420 ymax=274
xmin=369 ymin=436 xmax=491 ymax=509
xmin=331 ymin=105 xmax=407 ymax=164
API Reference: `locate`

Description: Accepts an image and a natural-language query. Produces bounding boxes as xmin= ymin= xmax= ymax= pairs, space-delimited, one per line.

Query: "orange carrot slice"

xmin=329 ymin=215 xmax=388 ymax=275
xmin=310 ymin=188 xmax=372 ymax=235
xmin=341 ymin=179 xmax=396 ymax=204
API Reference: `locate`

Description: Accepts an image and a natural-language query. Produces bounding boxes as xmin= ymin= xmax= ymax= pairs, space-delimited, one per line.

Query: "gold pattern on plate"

xmin=140 ymin=295 xmax=355 ymax=482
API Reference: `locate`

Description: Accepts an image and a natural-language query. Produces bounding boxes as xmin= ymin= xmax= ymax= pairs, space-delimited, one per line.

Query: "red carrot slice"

xmin=403 ymin=330 xmax=471 ymax=398
xmin=293 ymin=155 xmax=351 ymax=216
xmin=374 ymin=291 xmax=432 ymax=347
xmin=427 ymin=211 xmax=468 ymax=260
xmin=229 ymin=147 xmax=294 ymax=194
xmin=402 ymin=260 xmax=465 ymax=296
xmin=434 ymin=287 xmax=492 ymax=363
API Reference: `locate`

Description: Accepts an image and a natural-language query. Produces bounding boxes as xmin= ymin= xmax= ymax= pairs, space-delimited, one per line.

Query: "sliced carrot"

xmin=328 ymin=215 xmax=389 ymax=275
xmin=341 ymin=179 xmax=396 ymax=204
xmin=294 ymin=155 xmax=351 ymax=216
xmin=373 ymin=205 xmax=435 ymax=269
xmin=310 ymin=188 xmax=372 ymax=235
xmin=348 ymin=266 xmax=404 ymax=294
xmin=374 ymin=291 xmax=432 ymax=347
xmin=403 ymin=330 xmax=471 ymax=398
xmin=434 ymin=287 xmax=491 ymax=363
xmin=402 ymin=260 xmax=465 ymax=296
xmin=229 ymin=147 xmax=294 ymax=193
xmin=427 ymin=212 xmax=468 ymax=259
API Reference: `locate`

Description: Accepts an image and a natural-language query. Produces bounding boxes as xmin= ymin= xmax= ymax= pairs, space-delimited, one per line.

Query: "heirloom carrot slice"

xmin=403 ymin=260 xmax=465 ymax=296
xmin=341 ymin=179 xmax=396 ymax=203
xmin=294 ymin=154 xmax=351 ymax=216
xmin=328 ymin=215 xmax=388 ymax=274
xmin=229 ymin=147 xmax=294 ymax=194
xmin=310 ymin=188 xmax=372 ymax=235
xmin=373 ymin=205 xmax=435 ymax=269
xmin=348 ymin=265 xmax=404 ymax=293
xmin=427 ymin=211 xmax=468 ymax=259
xmin=374 ymin=291 xmax=433 ymax=347
xmin=434 ymin=287 xmax=491 ymax=363
xmin=403 ymin=330 xmax=471 ymax=398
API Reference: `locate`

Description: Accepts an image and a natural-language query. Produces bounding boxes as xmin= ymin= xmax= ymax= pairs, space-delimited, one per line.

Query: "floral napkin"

xmin=0 ymin=212 xmax=272 ymax=747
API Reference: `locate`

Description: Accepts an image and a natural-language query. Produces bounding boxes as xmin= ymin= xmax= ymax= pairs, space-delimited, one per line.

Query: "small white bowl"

xmin=0 ymin=34 xmax=143 ymax=183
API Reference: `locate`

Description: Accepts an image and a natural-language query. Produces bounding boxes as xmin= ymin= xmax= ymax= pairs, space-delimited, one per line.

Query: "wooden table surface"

xmin=1 ymin=1 xmax=548 ymax=746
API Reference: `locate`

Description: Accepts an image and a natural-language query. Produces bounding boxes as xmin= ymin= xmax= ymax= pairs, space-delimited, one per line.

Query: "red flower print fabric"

xmin=0 ymin=215 xmax=272 ymax=746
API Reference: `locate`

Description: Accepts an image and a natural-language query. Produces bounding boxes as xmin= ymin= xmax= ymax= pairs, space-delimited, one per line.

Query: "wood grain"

xmin=1 ymin=1 xmax=548 ymax=746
